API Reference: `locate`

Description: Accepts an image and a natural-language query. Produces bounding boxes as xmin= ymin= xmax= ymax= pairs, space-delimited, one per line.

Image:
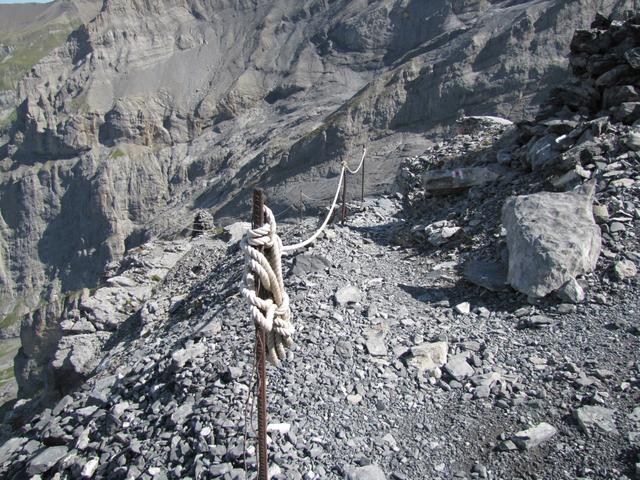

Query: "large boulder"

xmin=502 ymin=184 xmax=600 ymax=298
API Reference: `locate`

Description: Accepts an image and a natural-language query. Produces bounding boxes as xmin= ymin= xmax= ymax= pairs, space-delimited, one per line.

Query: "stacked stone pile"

xmin=397 ymin=13 xmax=640 ymax=303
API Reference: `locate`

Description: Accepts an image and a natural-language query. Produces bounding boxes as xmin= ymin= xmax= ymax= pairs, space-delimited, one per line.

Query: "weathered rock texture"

xmin=0 ymin=0 xmax=630 ymax=315
xmin=502 ymin=186 xmax=601 ymax=298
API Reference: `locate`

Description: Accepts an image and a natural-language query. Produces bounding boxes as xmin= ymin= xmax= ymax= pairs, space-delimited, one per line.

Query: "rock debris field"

xmin=0 ymin=11 xmax=640 ymax=480
xmin=0 ymin=191 xmax=638 ymax=480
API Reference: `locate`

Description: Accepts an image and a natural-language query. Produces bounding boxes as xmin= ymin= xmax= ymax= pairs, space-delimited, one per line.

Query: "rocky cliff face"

xmin=0 ymin=0 xmax=632 ymax=315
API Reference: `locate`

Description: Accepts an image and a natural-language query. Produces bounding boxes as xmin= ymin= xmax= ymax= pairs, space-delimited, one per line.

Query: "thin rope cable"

xmin=281 ymin=168 xmax=345 ymax=253
xmin=342 ymin=147 xmax=367 ymax=174
xmin=300 ymin=191 xmax=330 ymax=203
xmin=281 ymin=147 xmax=367 ymax=253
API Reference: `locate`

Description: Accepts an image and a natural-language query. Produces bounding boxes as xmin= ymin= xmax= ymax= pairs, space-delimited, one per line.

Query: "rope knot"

xmin=240 ymin=205 xmax=294 ymax=365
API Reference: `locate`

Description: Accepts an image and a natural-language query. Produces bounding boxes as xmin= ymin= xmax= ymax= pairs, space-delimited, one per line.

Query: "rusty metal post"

xmin=341 ymin=171 xmax=347 ymax=225
xmin=361 ymin=149 xmax=365 ymax=204
xmin=251 ymin=189 xmax=269 ymax=480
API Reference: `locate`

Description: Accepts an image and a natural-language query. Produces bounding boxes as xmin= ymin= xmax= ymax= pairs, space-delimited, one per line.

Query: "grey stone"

xmin=526 ymin=135 xmax=558 ymax=171
xmin=106 ymin=275 xmax=137 ymax=288
xmin=292 ymin=254 xmax=331 ymax=277
xmin=365 ymin=334 xmax=387 ymax=357
xmin=0 ymin=437 xmax=27 ymax=465
xmin=454 ymin=302 xmax=471 ymax=314
xmin=210 ymin=463 xmax=233 ymax=477
xmin=625 ymin=47 xmax=640 ymax=69
xmin=556 ymin=277 xmax=585 ymax=304
xmin=335 ymin=340 xmax=354 ymax=359
xmin=424 ymin=221 xmax=461 ymax=246
xmin=408 ymin=342 xmax=448 ymax=372
xmin=422 ymin=167 xmax=499 ymax=194
xmin=502 ymin=187 xmax=601 ymax=298
xmin=169 ymin=402 xmax=194 ymax=427
xmin=602 ymin=85 xmax=640 ymax=109
xmin=625 ymin=131 xmax=640 ymax=151
xmin=81 ymin=457 xmax=100 ymax=478
xmin=345 ymin=464 xmax=386 ymax=480
xmin=443 ymin=355 xmax=474 ymax=381
xmin=27 ymin=446 xmax=69 ymax=475
xmin=171 ymin=341 xmax=206 ymax=369
xmin=512 ymin=423 xmax=558 ymax=450
xmin=334 ymin=286 xmax=362 ymax=306
xmin=614 ymin=102 xmax=640 ymax=123
xmin=575 ymin=406 xmax=618 ymax=434
xmin=463 ymin=259 xmax=508 ymax=291
xmin=613 ymin=259 xmax=637 ymax=280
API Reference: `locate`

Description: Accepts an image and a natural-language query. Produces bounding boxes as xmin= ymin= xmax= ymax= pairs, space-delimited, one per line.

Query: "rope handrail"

xmin=282 ymin=146 xmax=367 ymax=253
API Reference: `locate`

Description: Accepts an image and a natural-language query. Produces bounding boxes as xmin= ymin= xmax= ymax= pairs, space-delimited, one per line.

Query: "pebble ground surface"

xmin=1 ymin=191 xmax=638 ymax=480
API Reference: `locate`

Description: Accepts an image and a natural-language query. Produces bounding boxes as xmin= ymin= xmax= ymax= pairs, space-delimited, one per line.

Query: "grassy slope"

xmin=0 ymin=0 xmax=101 ymax=126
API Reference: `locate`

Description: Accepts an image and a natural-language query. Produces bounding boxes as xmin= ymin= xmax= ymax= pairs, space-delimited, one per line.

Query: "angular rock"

xmin=613 ymin=259 xmax=637 ymax=280
xmin=51 ymin=333 xmax=108 ymax=394
xmin=454 ymin=302 xmax=471 ymax=314
xmin=575 ymin=405 xmax=617 ymax=434
xmin=334 ymin=286 xmax=362 ymax=306
xmin=408 ymin=342 xmax=448 ymax=372
xmin=625 ymin=47 xmax=640 ymax=69
xmin=625 ymin=131 xmax=640 ymax=151
xmin=502 ymin=186 xmax=601 ymax=298
xmin=27 ymin=446 xmax=68 ymax=475
xmin=171 ymin=341 xmax=206 ymax=369
xmin=463 ymin=259 xmax=508 ymax=291
xmin=345 ymin=464 xmax=386 ymax=480
xmin=512 ymin=423 xmax=558 ymax=450
xmin=603 ymin=85 xmax=640 ymax=109
xmin=443 ymin=355 xmax=474 ymax=381
xmin=556 ymin=277 xmax=585 ymax=304
xmin=0 ymin=437 xmax=27 ymax=465
xmin=81 ymin=458 xmax=100 ymax=478
xmin=365 ymin=334 xmax=387 ymax=357
xmin=292 ymin=254 xmax=331 ymax=277
xmin=614 ymin=102 xmax=640 ymax=124
xmin=424 ymin=221 xmax=461 ymax=246
xmin=526 ymin=135 xmax=559 ymax=171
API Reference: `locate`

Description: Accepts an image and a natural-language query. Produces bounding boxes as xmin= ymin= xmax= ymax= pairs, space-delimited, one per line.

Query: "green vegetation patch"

xmin=0 ymin=300 xmax=24 ymax=331
xmin=111 ymin=149 xmax=126 ymax=159
xmin=0 ymin=108 xmax=17 ymax=131
xmin=0 ymin=23 xmax=79 ymax=93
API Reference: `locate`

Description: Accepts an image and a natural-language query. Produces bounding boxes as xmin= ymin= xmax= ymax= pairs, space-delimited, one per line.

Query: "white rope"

xmin=240 ymin=205 xmax=294 ymax=364
xmin=342 ymin=147 xmax=367 ymax=175
xmin=282 ymin=146 xmax=367 ymax=253
xmin=240 ymin=147 xmax=367 ymax=364
xmin=282 ymin=169 xmax=345 ymax=253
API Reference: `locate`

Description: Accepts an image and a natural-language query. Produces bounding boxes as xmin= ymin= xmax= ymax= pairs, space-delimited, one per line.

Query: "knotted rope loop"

xmin=241 ymin=205 xmax=294 ymax=364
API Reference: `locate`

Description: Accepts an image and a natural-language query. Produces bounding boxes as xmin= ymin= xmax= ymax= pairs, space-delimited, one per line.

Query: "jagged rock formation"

xmin=0 ymin=0 xmax=632 ymax=318
xmin=502 ymin=186 xmax=601 ymax=298
xmin=16 ymin=239 xmax=192 ymax=400
xmin=0 ymin=0 xmax=101 ymax=134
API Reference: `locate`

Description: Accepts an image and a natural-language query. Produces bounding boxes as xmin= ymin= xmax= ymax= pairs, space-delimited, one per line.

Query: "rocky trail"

xmin=0 ymin=190 xmax=638 ymax=479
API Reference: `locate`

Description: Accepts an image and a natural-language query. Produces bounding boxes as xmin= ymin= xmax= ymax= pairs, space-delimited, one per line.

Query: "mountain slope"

xmin=0 ymin=0 xmax=102 ymax=130
xmin=0 ymin=0 xmax=631 ymax=316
